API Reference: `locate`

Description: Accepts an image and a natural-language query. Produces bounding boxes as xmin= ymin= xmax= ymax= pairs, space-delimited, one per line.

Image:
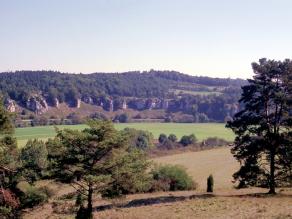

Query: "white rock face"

xmin=4 ymin=99 xmax=16 ymax=112
xmin=109 ymin=99 xmax=114 ymax=112
xmin=122 ymin=100 xmax=127 ymax=110
xmin=26 ymin=95 xmax=49 ymax=114
xmin=82 ymin=96 xmax=93 ymax=104
xmin=162 ymin=99 xmax=169 ymax=109
xmin=76 ymin=99 xmax=81 ymax=108
xmin=53 ymin=98 xmax=59 ymax=108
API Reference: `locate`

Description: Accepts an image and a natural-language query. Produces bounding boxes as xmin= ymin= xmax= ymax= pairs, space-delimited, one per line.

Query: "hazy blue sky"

xmin=0 ymin=0 xmax=291 ymax=78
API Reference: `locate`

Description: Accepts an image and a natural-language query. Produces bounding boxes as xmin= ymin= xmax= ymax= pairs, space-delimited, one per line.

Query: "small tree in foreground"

xmin=207 ymin=174 xmax=214 ymax=192
xmin=47 ymin=120 xmax=150 ymax=218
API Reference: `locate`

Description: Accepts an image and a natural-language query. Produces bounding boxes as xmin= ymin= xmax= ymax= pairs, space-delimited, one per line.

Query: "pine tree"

xmin=48 ymin=120 xmax=150 ymax=218
xmin=227 ymin=58 xmax=292 ymax=194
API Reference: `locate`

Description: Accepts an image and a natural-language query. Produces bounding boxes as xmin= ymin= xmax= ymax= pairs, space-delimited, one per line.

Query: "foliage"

xmin=20 ymin=186 xmax=48 ymax=208
xmin=0 ymin=99 xmax=14 ymax=135
xmin=180 ymin=134 xmax=197 ymax=146
xmin=48 ymin=120 xmax=150 ymax=218
xmin=20 ymin=139 xmax=48 ymax=183
xmin=168 ymin=134 xmax=177 ymax=142
xmin=227 ymin=58 xmax=292 ymax=193
xmin=158 ymin=133 xmax=168 ymax=144
xmin=114 ymin=113 xmax=130 ymax=123
xmin=0 ymin=70 xmax=246 ymax=122
xmin=150 ymin=164 xmax=196 ymax=191
xmin=122 ymin=128 xmax=154 ymax=150
xmin=102 ymin=149 xmax=151 ymax=198
xmin=88 ymin=112 xmax=108 ymax=121
xmin=202 ymin=137 xmax=229 ymax=147
xmin=207 ymin=174 xmax=214 ymax=192
xmin=0 ymin=101 xmax=20 ymax=218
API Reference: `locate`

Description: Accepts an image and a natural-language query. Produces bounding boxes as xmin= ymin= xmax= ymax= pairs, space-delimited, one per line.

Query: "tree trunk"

xmin=269 ymin=151 xmax=276 ymax=194
xmin=86 ymin=185 xmax=93 ymax=219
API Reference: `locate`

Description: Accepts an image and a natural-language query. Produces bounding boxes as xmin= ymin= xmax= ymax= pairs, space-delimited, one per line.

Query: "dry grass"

xmin=153 ymin=147 xmax=239 ymax=191
xmin=95 ymin=189 xmax=292 ymax=219
xmin=22 ymin=148 xmax=292 ymax=219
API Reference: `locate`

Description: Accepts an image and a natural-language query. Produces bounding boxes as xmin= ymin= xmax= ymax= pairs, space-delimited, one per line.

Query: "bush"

xmin=21 ymin=186 xmax=48 ymax=208
xmin=89 ymin=112 xmax=108 ymax=121
xmin=123 ymin=128 xmax=154 ymax=150
xmin=157 ymin=139 xmax=175 ymax=150
xmin=202 ymin=137 xmax=229 ymax=147
xmin=114 ymin=113 xmax=130 ymax=123
xmin=207 ymin=174 xmax=214 ymax=192
xmin=158 ymin=133 xmax=167 ymax=144
xmin=150 ymin=165 xmax=196 ymax=191
xmin=180 ymin=134 xmax=197 ymax=146
xmin=20 ymin=139 xmax=48 ymax=183
xmin=168 ymin=134 xmax=177 ymax=142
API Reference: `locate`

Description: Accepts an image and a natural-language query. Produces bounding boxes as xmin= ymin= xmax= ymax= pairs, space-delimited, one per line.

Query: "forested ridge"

xmin=0 ymin=70 xmax=247 ymax=123
xmin=0 ymin=70 xmax=245 ymax=101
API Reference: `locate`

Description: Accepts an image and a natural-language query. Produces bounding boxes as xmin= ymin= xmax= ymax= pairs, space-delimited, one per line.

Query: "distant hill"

xmin=0 ymin=70 xmax=246 ymax=125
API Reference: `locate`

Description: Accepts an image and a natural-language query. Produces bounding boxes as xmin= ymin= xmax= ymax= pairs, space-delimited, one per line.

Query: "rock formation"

xmin=82 ymin=96 xmax=93 ymax=104
xmin=26 ymin=95 xmax=48 ymax=114
xmin=122 ymin=100 xmax=127 ymax=110
xmin=4 ymin=99 xmax=16 ymax=112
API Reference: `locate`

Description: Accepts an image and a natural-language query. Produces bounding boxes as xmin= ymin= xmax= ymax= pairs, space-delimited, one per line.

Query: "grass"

xmin=22 ymin=147 xmax=292 ymax=219
xmin=153 ymin=147 xmax=239 ymax=190
xmin=14 ymin=123 xmax=234 ymax=147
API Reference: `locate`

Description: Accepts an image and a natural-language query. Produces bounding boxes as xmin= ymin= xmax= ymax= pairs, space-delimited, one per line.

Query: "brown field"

xmin=153 ymin=147 xmax=239 ymax=191
xmin=23 ymin=148 xmax=292 ymax=219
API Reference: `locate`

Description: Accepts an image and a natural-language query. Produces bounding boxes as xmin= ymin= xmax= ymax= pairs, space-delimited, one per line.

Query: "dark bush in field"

xmin=158 ymin=133 xmax=167 ymax=144
xmin=180 ymin=134 xmax=197 ymax=146
xmin=150 ymin=164 xmax=196 ymax=191
xmin=168 ymin=134 xmax=177 ymax=142
xmin=114 ymin=113 xmax=130 ymax=123
xmin=207 ymin=174 xmax=214 ymax=192
xmin=202 ymin=137 xmax=229 ymax=147
xmin=122 ymin=128 xmax=154 ymax=150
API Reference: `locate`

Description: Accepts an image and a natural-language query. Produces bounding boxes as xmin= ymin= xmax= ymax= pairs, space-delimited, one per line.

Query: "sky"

xmin=0 ymin=0 xmax=292 ymax=79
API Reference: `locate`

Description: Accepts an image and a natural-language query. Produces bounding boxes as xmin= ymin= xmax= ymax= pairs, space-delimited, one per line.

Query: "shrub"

xmin=20 ymin=139 xmax=48 ymax=183
xmin=168 ymin=134 xmax=177 ymax=142
xmin=158 ymin=133 xmax=167 ymax=144
xmin=180 ymin=134 xmax=197 ymax=146
xmin=21 ymin=186 xmax=48 ymax=208
xmin=75 ymin=193 xmax=84 ymax=206
xmin=158 ymin=139 xmax=175 ymax=150
xmin=202 ymin=137 xmax=229 ymax=147
xmin=123 ymin=128 xmax=154 ymax=150
xmin=89 ymin=112 xmax=108 ymax=121
xmin=151 ymin=165 xmax=196 ymax=191
xmin=207 ymin=174 xmax=214 ymax=192
xmin=114 ymin=113 xmax=130 ymax=123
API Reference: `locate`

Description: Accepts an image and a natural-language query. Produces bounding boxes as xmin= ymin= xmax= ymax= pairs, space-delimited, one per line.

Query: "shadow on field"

xmin=224 ymin=192 xmax=292 ymax=198
xmin=94 ymin=193 xmax=215 ymax=212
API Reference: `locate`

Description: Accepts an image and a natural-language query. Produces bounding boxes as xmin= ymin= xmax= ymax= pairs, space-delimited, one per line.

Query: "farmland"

xmin=14 ymin=123 xmax=234 ymax=147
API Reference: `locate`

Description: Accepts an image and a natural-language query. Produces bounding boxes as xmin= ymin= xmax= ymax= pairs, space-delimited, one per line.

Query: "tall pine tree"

xmin=227 ymin=58 xmax=292 ymax=194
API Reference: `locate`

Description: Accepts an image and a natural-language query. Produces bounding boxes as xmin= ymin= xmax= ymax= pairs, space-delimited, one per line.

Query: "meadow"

xmin=14 ymin=123 xmax=235 ymax=147
xmin=23 ymin=147 xmax=292 ymax=219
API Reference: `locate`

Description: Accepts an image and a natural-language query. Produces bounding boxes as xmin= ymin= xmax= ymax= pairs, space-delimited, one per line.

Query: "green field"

xmin=14 ymin=123 xmax=234 ymax=147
